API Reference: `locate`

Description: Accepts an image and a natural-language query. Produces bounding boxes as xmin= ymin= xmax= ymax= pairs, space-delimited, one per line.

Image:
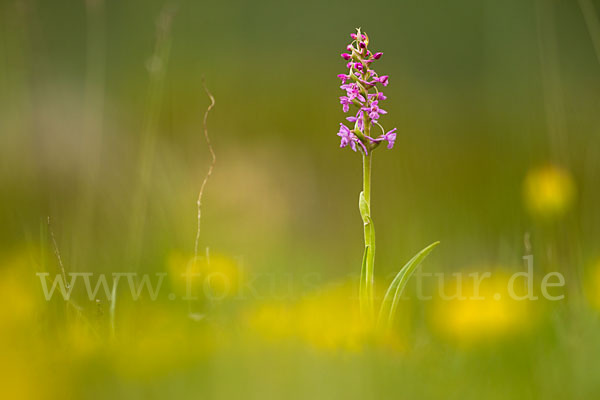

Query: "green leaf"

xmin=359 ymin=191 xmax=369 ymax=224
xmin=359 ymin=244 xmax=370 ymax=318
xmin=377 ymin=241 xmax=440 ymax=330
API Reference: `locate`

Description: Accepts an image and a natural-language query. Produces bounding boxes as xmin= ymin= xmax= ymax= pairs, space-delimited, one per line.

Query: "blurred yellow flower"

xmin=0 ymin=272 xmax=38 ymax=329
xmin=0 ymin=252 xmax=41 ymax=331
xmin=430 ymin=271 xmax=537 ymax=346
xmin=167 ymin=251 xmax=240 ymax=299
xmin=523 ymin=164 xmax=576 ymax=219
xmin=0 ymin=250 xmax=68 ymax=399
xmin=64 ymin=318 xmax=102 ymax=360
xmin=585 ymin=258 xmax=600 ymax=311
xmin=111 ymin=304 xmax=219 ymax=379
xmin=244 ymin=281 xmax=406 ymax=352
xmin=0 ymin=350 xmax=46 ymax=400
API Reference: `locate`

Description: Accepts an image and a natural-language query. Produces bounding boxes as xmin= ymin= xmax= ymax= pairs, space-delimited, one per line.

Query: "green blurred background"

xmin=1 ymin=0 xmax=600 ymax=398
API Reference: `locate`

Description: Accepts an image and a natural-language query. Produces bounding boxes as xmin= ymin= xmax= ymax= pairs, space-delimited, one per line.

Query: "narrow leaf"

xmin=359 ymin=191 xmax=369 ymax=224
xmin=359 ymin=244 xmax=370 ymax=319
xmin=377 ymin=241 xmax=440 ymax=330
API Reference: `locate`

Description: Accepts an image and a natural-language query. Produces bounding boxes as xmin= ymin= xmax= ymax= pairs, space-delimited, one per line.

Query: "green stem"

xmin=360 ymin=152 xmax=375 ymax=321
xmin=363 ymin=153 xmax=371 ymax=204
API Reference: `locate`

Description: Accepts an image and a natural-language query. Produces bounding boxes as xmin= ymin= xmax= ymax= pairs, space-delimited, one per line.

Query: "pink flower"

xmin=346 ymin=112 xmax=364 ymax=131
xmin=337 ymin=124 xmax=357 ymax=151
xmin=340 ymin=83 xmax=366 ymax=103
xmin=382 ymin=128 xmax=397 ymax=149
xmin=375 ymin=75 xmax=389 ymax=86
xmin=362 ymin=100 xmax=387 ymax=121
xmin=339 ymin=96 xmax=352 ymax=113
xmin=337 ymin=74 xmax=350 ymax=84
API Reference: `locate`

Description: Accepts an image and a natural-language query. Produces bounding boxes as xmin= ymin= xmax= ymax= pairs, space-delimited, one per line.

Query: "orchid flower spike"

xmin=336 ymin=28 xmax=396 ymax=154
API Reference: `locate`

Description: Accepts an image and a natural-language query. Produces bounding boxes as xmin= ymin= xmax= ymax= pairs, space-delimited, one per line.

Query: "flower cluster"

xmin=337 ymin=29 xmax=396 ymax=153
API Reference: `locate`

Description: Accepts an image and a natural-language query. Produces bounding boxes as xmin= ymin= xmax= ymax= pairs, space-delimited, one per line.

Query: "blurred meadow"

xmin=2 ymin=0 xmax=600 ymax=398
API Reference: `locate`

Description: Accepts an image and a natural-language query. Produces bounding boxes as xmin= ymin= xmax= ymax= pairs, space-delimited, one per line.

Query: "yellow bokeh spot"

xmin=523 ymin=164 xmax=575 ymax=219
xmin=65 ymin=318 xmax=102 ymax=360
xmin=0 ymin=252 xmax=41 ymax=331
xmin=167 ymin=251 xmax=240 ymax=298
xmin=0 ymin=350 xmax=45 ymax=400
xmin=0 ymin=250 xmax=65 ymax=399
xmin=111 ymin=304 xmax=219 ymax=379
xmin=245 ymin=282 xmax=406 ymax=352
xmin=430 ymin=271 xmax=536 ymax=346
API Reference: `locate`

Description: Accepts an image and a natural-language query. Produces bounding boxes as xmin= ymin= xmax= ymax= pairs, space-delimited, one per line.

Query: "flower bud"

xmin=373 ymin=52 xmax=383 ymax=59
xmin=341 ymin=53 xmax=352 ymax=61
